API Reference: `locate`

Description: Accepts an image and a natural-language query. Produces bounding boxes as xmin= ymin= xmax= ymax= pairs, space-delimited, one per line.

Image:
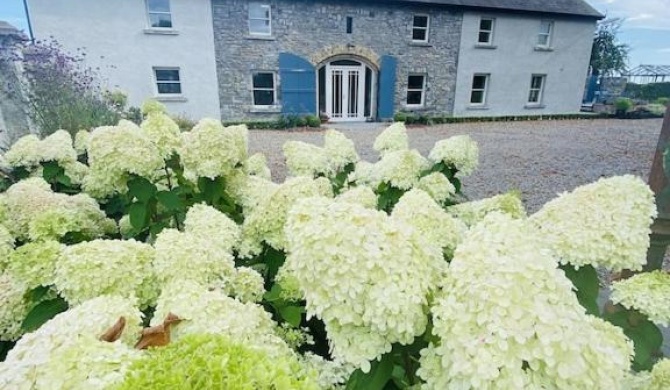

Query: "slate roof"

xmin=380 ymin=0 xmax=604 ymax=19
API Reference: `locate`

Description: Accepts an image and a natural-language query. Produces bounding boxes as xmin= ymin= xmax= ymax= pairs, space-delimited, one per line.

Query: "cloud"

xmin=588 ymin=0 xmax=670 ymax=30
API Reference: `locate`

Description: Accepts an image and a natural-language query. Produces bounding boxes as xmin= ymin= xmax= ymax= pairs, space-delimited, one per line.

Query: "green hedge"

xmin=223 ymin=114 xmax=321 ymax=130
xmin=625 ymin=82 xmax=670 ymax=102
xmin=393 ymin=112 xmax=609 ymax=125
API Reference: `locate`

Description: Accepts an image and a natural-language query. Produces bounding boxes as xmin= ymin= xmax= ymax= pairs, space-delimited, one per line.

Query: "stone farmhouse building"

xmin=27 ymin=0 xmax=602 ymax=122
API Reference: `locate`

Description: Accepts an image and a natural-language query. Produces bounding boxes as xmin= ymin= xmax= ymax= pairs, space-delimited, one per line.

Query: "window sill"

xmin=155 ymin=95 xmax=187 ymax=102
xmin=143 ymin=28 xmax=179 ymax=35
xmin=534 ymin=46 xmax=554 ymax=52
xmin=474 ymin=43 xmax=497 ymax=49
xmin=524 ymin=104 xmax=546 ymax=109
xmin=466 ymin=105 xmax=489 ymax=110
xmin=409 ymin=41 xmax=431 ymax=47
xmin=250 ymin=106 xmax=281 ymax=113
xmin=246 ymin=35 xmax=275 ymax=41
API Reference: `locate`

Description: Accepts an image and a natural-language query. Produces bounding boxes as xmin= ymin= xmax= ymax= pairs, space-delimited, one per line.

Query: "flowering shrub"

xmin=0 ymin=111 xmax=666 ymax=389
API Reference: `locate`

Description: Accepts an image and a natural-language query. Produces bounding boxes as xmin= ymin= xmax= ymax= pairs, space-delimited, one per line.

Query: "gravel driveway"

xmin=249 ymin=118 xmax=664 ymax=213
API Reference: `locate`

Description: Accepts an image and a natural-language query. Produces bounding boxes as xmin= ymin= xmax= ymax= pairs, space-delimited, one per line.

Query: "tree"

xmin=589 ymin=18 xmax=629 ymax=77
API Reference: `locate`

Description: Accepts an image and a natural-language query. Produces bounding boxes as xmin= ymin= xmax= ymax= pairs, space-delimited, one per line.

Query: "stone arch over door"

xmin=310 ymin=45 xmax=381 ymax=70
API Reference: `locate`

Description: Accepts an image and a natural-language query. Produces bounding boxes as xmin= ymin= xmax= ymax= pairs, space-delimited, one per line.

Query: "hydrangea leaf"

xmin=127 ymin=175 xmax=157 ymax=204
xmin=560 ymin=264 xmax=600 ymax=315
xmin=21 ymin=296 xmax=68 ymax=333
xmin=345 ymin=353 xmax=394 ymax=390
xmin=134 ymin=312 xmax=182 ymax=350
xmin=99 ymin=316 xmax=126 ymax=342
xmin=278 ymin=305 xmax=303 ymax=328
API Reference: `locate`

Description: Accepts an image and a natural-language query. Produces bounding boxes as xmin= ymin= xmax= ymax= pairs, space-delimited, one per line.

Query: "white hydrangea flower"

xmin=4 ymin=130 xmax=77 ymax=168
xmin=428 ymin=134 xmax=479 ymax=176
xmin=239 ymin=176 xmax=333 ymax=256
xmin=38 ymin=338 xmax=141 ymax=390
xmin=0 ymin=177 xmax=116 ymax=241
xmin=392 ymin=189 xmax=466 ymax=255
xmin=611 ymin=271 xmax=670 ymax=326
xmin=183 ymin=203 xmax=240 ymax=253
xmin=417 ymin=172 xmax=456 ymax=204
xmin=283 ymin=140 xmax=331 ymax=178
xmin=245 ymin=153 xmax=272 ymax=179
xmin=301 ymin=353 xmax=356 ymax=390
xmin=0 ymin=224 xmax=15 ymax=270
xmin=54 ymin=239 xmax=158 ymax=307
xmin=153 ymin=228 xmax=236 ymax=287
xmin=447 ymin=191 xmax=526 ymax=227
xmin=418 ymin=213 xmax=634 ymax=389
xmin=179 ymin=119 xmax=248 ymax=181
xmin=141 ymin=99 xmax=167 ymax=116
xmin=0 ymin=295 xmax=143 ymax=388
xmin=140 ymin=111 xmax=182 ymax=158
xmin=335 ymin=186 xmax=378 ymax=209
xmin=74 ymin=130 xmax=90 ymax=155
xmin=5 ymin=240 xmax=62 ymax=289
xmin=375 ymin=149 xmax=430 ymax=190
xmin=373 ymin=122 xmax=408 ymax=157
xmin=347 ymin=160 xmax=379 ymax=188
xmin=530 ymin=175 xmax=656 ymax=272
xmin=650 ymin=359 xmax=670 ymax=390
xmin=225 ymin=266 xmax=266 ymax=303
xmin=84 ymin=121 xmax=164 ymax=197
xmin=324 ymin=129 xmax=358 ymax=172
xmin=283 ymin=197 xmax=445 ymax=371
xmin=235 ymin=175 xmax=278 ymax=216
xmin=0 ymin=272 xmax=29 ymax=341
xmin=152 ymin=280 xmax=286 ymax=353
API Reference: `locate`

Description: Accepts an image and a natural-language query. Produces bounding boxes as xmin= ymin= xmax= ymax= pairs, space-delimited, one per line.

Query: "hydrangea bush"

xmin=0 ymin=103 xmax=666 ymax=389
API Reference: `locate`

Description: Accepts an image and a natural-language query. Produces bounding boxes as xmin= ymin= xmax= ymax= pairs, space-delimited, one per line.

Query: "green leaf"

xmin=25 ymin=285 xmax=51 ymax=303
xmin=129 ymin=202 xmax=149 ymax=230
xmin=127 ymin=176 xmax=157 ymax=203
xmin=263 ymin=246 xmax=286 ymax=286
xmin=41 ymin=161 xmax=63 ymax=182
xmin=263 ymin=283 xmax=283 ymax=303
xmin=156 ymin=190 xmax=182 ymax=211
xmin=626 ymin=316 xmax=663 ymax=371
xmin=345 ymin=353 xmax=394 ymax=390
xmin=278 ymin=305 xmax=303 ymax=327
xmin=21 ymin=297 xmax=68 ymax=332
xmin=560 ymin=264 xmax=600 ymax=315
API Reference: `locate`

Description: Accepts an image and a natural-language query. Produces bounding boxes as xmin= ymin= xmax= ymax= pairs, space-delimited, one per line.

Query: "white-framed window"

xmin=146 ymin=0 xmax=172 ymax=28
xmin=249 ymin=3 xmax=272 ymax=36
xmin=537 ymin=20 xmax=553 ymax=47
xmin=470 ymin=74 xmax=489 ymax=105
xmin=528 ymin=74 xmax=546 ymax=104
xmin=154 ymin=67 xmax=182 ymax=95
xmin=252 ymin=72 xmax=276 ymax=106
xmin=478 ymin=18 xmax=495 ymax=44
xmin=406 ymin=74 xmax=426 ymax=106
xmin=412 ymin=15 xmax=429 ymax=42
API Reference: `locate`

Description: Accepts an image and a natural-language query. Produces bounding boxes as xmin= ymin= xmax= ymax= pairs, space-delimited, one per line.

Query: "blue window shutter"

xmin=279 ymin=53 xmax=316 ymax=115
xmin=377 ymin=55 xmax=397 ymax=120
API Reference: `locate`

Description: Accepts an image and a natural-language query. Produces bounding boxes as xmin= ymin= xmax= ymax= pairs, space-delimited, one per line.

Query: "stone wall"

xmin=211 ymin=0 xmax=462 ymax=120
xmin=0 ymin=24 xmax=30 ymax=149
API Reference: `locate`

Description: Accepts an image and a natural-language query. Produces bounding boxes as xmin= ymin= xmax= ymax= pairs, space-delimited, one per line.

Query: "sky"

xmin=0 ymin=0 xmax=668 ymax=68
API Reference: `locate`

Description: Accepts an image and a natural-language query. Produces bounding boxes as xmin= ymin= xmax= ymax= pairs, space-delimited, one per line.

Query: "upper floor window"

xmin=478 ymin=18 xmax=495 ymax=44
xmin=528 ymin=74 xmax=546 ymax=104
xmin=146 ymin=0 xmax=172 ymax=28
xmin=412 ymin=15 xmax=429 ymax=42
xmin=406 ymin=74 xmax=426 ymax=106
xmin=154 ymin=67 xmax=181 ymax=95
xmin=249 ymin=4 xmax=272 ymax=36
xmin=252 ymin=72 xmax=276 ymax=106
xmin=537 ymin=20 xmax=553 ymax=47
xmin=470 ymin=74 xmax=489 ymax=105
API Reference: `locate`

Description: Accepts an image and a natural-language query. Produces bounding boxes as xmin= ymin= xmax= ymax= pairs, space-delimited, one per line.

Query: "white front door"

xmin=325 ymin=64 xmax=366 ymax=122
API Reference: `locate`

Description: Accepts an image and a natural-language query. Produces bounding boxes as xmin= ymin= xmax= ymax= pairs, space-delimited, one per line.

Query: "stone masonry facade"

xmin=211 ymin=0 xmax=463 ymax=120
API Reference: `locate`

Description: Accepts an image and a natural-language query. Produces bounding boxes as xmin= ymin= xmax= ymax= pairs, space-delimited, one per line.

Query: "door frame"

xmin=325 ymin=63 xmax=366 ymax=122
xmin=318 ymin=56 xmax=378 ymax=122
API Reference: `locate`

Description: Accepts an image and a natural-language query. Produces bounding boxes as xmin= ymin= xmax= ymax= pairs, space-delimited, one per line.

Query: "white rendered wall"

xmin=454 ymin=12 xmax=596 ymax=117
xmin=28 ymin=0 xmax=221 ymax=120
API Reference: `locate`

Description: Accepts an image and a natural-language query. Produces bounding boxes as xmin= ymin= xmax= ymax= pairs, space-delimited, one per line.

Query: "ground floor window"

xmin=528 ymin=74 xmax=546 ymax=104
xmin=154 ymin=67 xmax=182 ymax=95
xmin=470 ymin=74 xmax=489 ymax=105
xmin=252 ymin=72 xmax=276 ymax=106
xmin=406 ymin=74 xmax=426 ymax=106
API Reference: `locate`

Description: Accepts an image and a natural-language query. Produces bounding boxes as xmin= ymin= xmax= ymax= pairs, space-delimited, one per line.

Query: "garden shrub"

xmin=655 ymin=97 xmax=669 ymax=107
xmin=0 ymin=110 xmax=666 ymax=389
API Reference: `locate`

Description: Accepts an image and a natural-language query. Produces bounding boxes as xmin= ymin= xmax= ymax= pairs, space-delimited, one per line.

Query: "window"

xmin=249 ymin=4 xmax=271 ymax=35
xmin=146 ymin=0 xmax=172 ymax=28
xmin=478 ymin=18 xmax=495 ymax=44
xmin=537 ymin=20 xmax=553 ymax=47
xmin=470 ymin=74 xmax=488 ymax=105
xmin=154 ymin=68 xmax=181 ymax=95
xmin=406 ymin=74 xmax=426 ymax=106
xmin=528 ymin=75 xmax=546 ymax=104
xmin=346 ymin=17 xmax=353 ymax=34
xmin=252 ymin=72 xmax=275 ymax=106
xmin=412 ymin=15 xmax=429 ymax=42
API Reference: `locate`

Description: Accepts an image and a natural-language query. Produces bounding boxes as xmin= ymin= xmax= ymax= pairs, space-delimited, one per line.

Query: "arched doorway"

xmin=318 ymin=57 xmax=377 ymax=122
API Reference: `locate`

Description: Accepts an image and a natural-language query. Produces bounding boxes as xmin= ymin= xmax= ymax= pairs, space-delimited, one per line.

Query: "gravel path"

xmin=249 ymin=118 xmax=663 ymax=213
